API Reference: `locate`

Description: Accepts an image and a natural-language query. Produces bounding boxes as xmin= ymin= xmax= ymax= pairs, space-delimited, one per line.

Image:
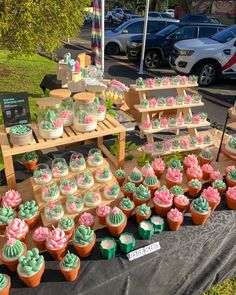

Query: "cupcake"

xmin=180 ymin=138 xmax=190 ymax=149
xmin=128 ymin=167 xmax=143 ymax=186
xmin=159 ymin=185 xmax=169 ymax=191
xmin=184 ymin=114 xmax=192 ymax=124
xmin=0 ymin=238 xmax=27 ymax=272
xmin=153 ymin=190 xmax=173 ymax=217
xmin=58 ymin=217 xmax=75 ymax=240
xmin=188 ymin=179 xmax=202 ymax=198
xmin=106 ymin=207 xmax=127 ymax=237
xmin=190 ymin=137 xmax=197 ymax=147
xmin=66 ymin=195 xmax=84 ymax=214
xmin=165 ymin=168 xmax=183 ymax=188
xmin=210 ymin=170 xmax=223 ymax=184
xmin=168 ymin=159 xmax=183 ymax=171
xmin=143 ymin=173 xmax=159 ymax=197
xmin=183 ymin=154 xmax=198 ymax=171
xmin=118 ymin=233 xmax=135 ymax=253
xmin=87 ymin=149 xmax=103 ymax=167
xmin=2 ymin=190 xmax=22 ymax=210
xmin=133 ymin=184 xmax=151 ymax=206
xmin=69 ymin=153 xmax=86 ymax=173
xmin=60 ymin=252 xmax=80 ymax=281
xmin=149 ymin=97 xmax=157 ymax=108
xmin=0 ymin=273 xmax=10 ymax=295
xmin=84 ymin=191 xmax=101 ymax=207
xmin=78 ymin=212 xmax=94 ymax=229
xmin=141 ymin=98 xmax=149 ymax=108
xmin=174 ymin=195 xmax=190 ymax=212
xmin=152 ymin=119 xmax=160 ymax=129
xmin=179 ymin=76 xmax=188 ymax=85
xmin=151 ymin=158 xmax=165 ymax=179
xmin=52 ymin=158 xmax=69 ymax=178
xmin=197 ymin=135 xmax=204 ymax=145
xmin=95 ymin=167 xmax=112 ymax=183
xmin=141 ymin=163 xmax=154 ymax=178
xmin=0 ymin=206 xmax=16 ymax=230
xmin=185 ymin=95 xmax=192 ymax=104
xmin=225 ymin=165 xmax=235 ymax=175
xmin=176 ymin=96 xmax=184 ymax=105
xmin=104 ymin=184 xmax=120 ymax=200
xmin=136 ymin=77 xmax=145 ymax=87
xmin=115 ymin=169 xmax=126 ymax=186
xmin=203 ymin=135 xmax=212 ymax=144
xmin=225 ymin=186 xmax=236 ymax=210
xmin=76 ymin=171 xmax=94 ymax=189
xmin=213 ymin=180 xmax=226 ymax=194
xmin=202 ymin=164 xmax=214 ymax=180
xmin=135 ymin=204 xmax=151 ymax=223
xmin=172 ymin=139 xmax=180 ymax=149
xmin=59 ymin=178 xmax=77 ymax=196
xmin=100 ymin=238 xmax=117 ymax=260
xmin=41 ymin=182 xmax=60 ymax=202
xmin=138 ymin=221 xmax=154 ymax=239
xmin=226 ymin=168 xmax=236 ymax=187
xmin=33 ymin=164 xmax=52 ymax=185
xmin=201 ymin=187 xmax=221 ymax=212
xmin=155 ymin=142 xmax=164 ymax=152
xmin=122 ymin=182 xmax=136 ymax=198
xmin=162 ymin=77 xmax=170 ymax=86
xmin=192 ymin=114 xmax=201 ymax=124
xmin=119 ymin=197 xmax=134 ymax=219
xmin=44 ymin=202 xmax=64 ymax=223
xmin=190 ymin=197 xmax=211 ymax=225
xmin=167 ymin=96 xmax=176 ymax=106
xmin=143 ymin=120 xmax=152 ymax=130
xmin=46 ymin=228 xmax=68 ymax=260
xmin=158 ymin=97 xmax=166 ymax=106
xmin=163 ymin=140 xmax=172 ymax=151
xmin=5 ymin=218 xmax=29 ymax=241
xmin=177 ymin=116 xmax=184 ymax=125
xmin=167 ymin=208 xmax=183 ymax=231
xmin=32 ymin=227 xmax=50 ymax=251
xmin=170 ymin=185 xmax=183 ymax=197
xmin=186 ymin=165 xmax=203 ymax=181
xmin=160 ymin=117 xmax=169 ymax=128
xmin=18 ymin=200 xmax=39 ymax=229
xmin=150 ymin=215 xmax=165 ymax=233
xmin=199 ymin=149 xmax=213 ymax=166
xmin=17 ymin=248 xmax=45 ymax=288
xmin=72 ymin=225 xmax=96 ymax=257
xmin=96 ymin=204 xmax=111 ymax=225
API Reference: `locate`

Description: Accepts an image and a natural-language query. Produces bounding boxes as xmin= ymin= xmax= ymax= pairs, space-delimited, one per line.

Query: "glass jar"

xmin=69 ymin=152 xmax=86 ymax=172
xmin=87 ymin=148 xmax=103 ymax=167
xmin=41 ymin=181 xmax=60 ymax=202
xmin=95 ymin=97 xmax=106 ymax=122
xmin=51 ymin=158 xmax=69 ymax=178
xmin=36 ymin=98 xmax=63 ymax=139
xmin=59 ymin=177 xmax=77 ymax=196
xmin=34 ymin=163 xmax=52 ymax=185
xmin=49 ymin=89 xmax=73 ymax=127
xmin=73 ymin=92 xmax=97 ymax=132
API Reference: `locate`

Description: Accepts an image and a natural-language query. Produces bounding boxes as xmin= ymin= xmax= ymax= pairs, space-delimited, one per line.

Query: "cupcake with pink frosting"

xmin=96 ymin=204 xmax=111 ymax=225
xmin=46 ymin=228 xmax=68 ymax=260
xmin=210 ymin=170 xmax=222 ymax=184
xmin=32 ymin=227 xmax=51 ymax=251
xmin=160 ymin=117 xmax=169 ymax=128
xmin=197 ymin=135 xmax=204 ymax=145
xmin=153 ymin=190 xmax=173 ymax=217
xmin=78 ymin=212 xmax=94 ymax=229
xmin=2 ymin=190 xmax=22 ymax=210
xmin=5 ymin=218 xmax=29 ymax=242
xmin=177 ymin=116 xmax=184 ymax=125
xmin=226 ymin=186 xmax=236 ymax=210
xmin=225 ymin=165 xmax=235 ymax=175
xmin=186 ymin=165 xmax=203 ymax=181
xmin=180 ymin=138 xmax=190 ymax=149
xmin=165 ymin=168 xmax=183 ymax=188
xmin=174 ymin=195 xmax=190 ymax=212
xmin=167 ymin=96 xmax=176 ymax=106
xmin=167 ymin=208 xmax=183 ymax=231
xmin=183 ymin=154 xmax=198 ymax=171
xmin=141 ymin=163 xmax=154 ymax=178
xmin=201 ymin=187 xmax=221 ymax=212
xmin=164 ymin=140 xmax=172 ymax=151
xmin=192 ymin=114 xmax=201 ymax=124
xmin=202 ymin=164 xmax=214 ymax=180
xmin=185 ymin=95 xmax=192 ymax=104
xmin=143 ymin=120 xmax=152 ymax=130
xmin=151 ymin=158 xmax=165 ymax=179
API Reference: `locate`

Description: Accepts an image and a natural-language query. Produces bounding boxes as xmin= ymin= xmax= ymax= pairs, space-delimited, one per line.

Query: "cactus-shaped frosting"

xmin=62 ymin=253 xmax=79 ymax=270
xmin=188 ymin=179 xmax=201 ymax=188
xmin=0 ymin=274 xmax=7 ymax=289
xmin=120 ymin=197 xmax=134 ymax=210
xmin=134 ymin=185 xmax=151 ymax=200
xmin=123 ymin=182 xmax=136 ymax=193
xmin=3 ymin=238 xmax=24 ymax=259
xmin=192 ymin=197 xmax=210 ymax=213
xmin=106 ymin=184 xmax=120 ymax=196
xmin=128 ymin=167 xmax=142 ymax=182
xmin=170 ymin=185 xmax=183 ymax=196
xmin=228 ymin=168 xmax=236 ymax=180
xmin=200 ymin=149 xmax=213 ymax=159
xmin=58 ymin=217 xmax=74 ymax=231
xmin=18 ymin=200 xmax=39 ymax=220
xmin=107 ymin=207 xmax=125 ymax=225
xmin=144 ymin=175 xmax=158 ymax=186
xmin=0 ymin=206 xmax=16 ymax=225
xmin=43 ymin=110 xmax=58 ymax=130
xmin=213 ymin=180 xmax=226 ymax=190
xmin=115 ymin=169 xmax=126 ymax=178
xmin=136 ymin=204 xmax=151 ymax=216
xmin=10 ymin=125 xmax=31 ymax=135
xmin=169 ymin=159 xmax=183 ymax=171
xmin=18 ymin=248 xmax=44 ymax=276
xmin=74 ymin=225 xmax=94 ymax=245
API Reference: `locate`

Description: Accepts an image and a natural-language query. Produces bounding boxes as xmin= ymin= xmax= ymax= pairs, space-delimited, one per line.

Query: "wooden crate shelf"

xmin=130 ymin=83 xmax=198 ymax=92
xmin=134 ymin=102 xmax=204 ymax=113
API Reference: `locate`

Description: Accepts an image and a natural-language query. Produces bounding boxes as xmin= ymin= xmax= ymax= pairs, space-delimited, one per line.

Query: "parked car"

xmin=170 ymin=25 xmax=236 ymax=86
xmin=180 ymin=14 xmax=221 ymax=24
xmin=105 ymin=18 xmax=178 ymax=55
xmin=127 ymin=22 xmax=225 ymax=68
xmin=165 ymin=9 xmax=175 ymax=18
xmin=148 ymin=11 xmax=176 ymax=19
xmin=106 ymin=8 xmax=138 ymax=24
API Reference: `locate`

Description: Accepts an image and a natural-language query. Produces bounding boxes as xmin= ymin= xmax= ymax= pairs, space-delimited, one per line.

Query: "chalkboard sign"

xmin=0 ymin=92 xmax=31 ymax=127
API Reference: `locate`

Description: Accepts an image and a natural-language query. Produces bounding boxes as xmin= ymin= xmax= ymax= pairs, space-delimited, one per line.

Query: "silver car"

xmin=105 ymin=17 xmax=179 ymax=55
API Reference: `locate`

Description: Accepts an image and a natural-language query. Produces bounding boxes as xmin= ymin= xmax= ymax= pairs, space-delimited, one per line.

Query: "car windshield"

xmin=123 ymin=9 xmax=132 ymax=14
xmin=211 ymin=26 xmax=236 ymax=43
xmin=156 ymin=24 xmax=179 ymax=36
xmin=112 ymin=21 xmax=130 ymax=32
xmin=160 ymin=12 xmax=173 ymax=19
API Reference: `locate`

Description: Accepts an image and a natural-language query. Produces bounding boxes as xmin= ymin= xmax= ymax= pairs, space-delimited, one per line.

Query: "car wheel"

xmin=195 ymin=62 xmax=218 ymax=86
xmin=108 ymin=16 xmax=113 ymax=25
xmin=105 ymin=43 xmax=120 ymax=55
xmin=144 ymin=51 xmax=160 ymax=69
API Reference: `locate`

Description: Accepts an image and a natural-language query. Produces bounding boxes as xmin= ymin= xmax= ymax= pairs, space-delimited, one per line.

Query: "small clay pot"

xmin=23 ymin=212 xmax=40 ymax=229
xmin=173 ymin=199 xmax=189 ymax=213
xmin=115 ymin=176 xmax=125 ymax=187
xmin=183 ymin=163 xmax=192 ymax=172
xmin=32 ymin=238 xmax=46 ymax=252
xmin=226 ymin=192 xmax=236 ymax=210
xmin=153 ymin=202 xmax=172 ymax=217
xmin=122 ymin=189 xmax=134 ymax=199
xmin=22 ymin=158 xmax=38 ymax=171
xmin=153 ymin=168 xmax=165 ymax=179
xmin=17 ymin=261 xmax=45 ymax=288
xmin=165 ymin=177 xmax=182 ymax=189
xmin=135 ymin=211 xmax=151 ymax=224
xmin=207 ymin=199 xmax=220 ymax=212
xmin=144 ymin=183 xmax=160 ymax=198
xmin=190 ymin=206 xmax=211 ymax=225
xmin=188 ymin=185 xmax=201 ymax=198
xmin=202 ymin=171 xmax=211 ymax=181
xmin=186 ymin=172 xmax=202 ymax=182
xmin=106 ymin=216 xmax=127 ymax=237
xmin=226 ymin=175 xmax=236 ymax=187
xmin=167 ymin=216 xmax=183 ymax=231
xmin=46 ymin=245 xmax=67 ymax=261
xmin=214 ymin=187 xmax=226 ymax=195
xmin=119 ymin=206 xmax=133 ymax=219
xmin=72 ymin=234 xmax=96 ymax=257
xmin=60 ymin=260 xmax=80 ymax=282
xmin=132 ymin=194 xmax=151 ymax=206
xmin=0 ymin=275 xmax=11 ymax=295
xmin=199 ymin=155 xmax=213 ymax=166
xmin=96 ymin=211 xmax=107 ymax=225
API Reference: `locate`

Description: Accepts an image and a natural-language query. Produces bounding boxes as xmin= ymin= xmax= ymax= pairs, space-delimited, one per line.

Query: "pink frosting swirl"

xmin=197 ymin=135 xmax=204 ymax=144
xmin=146 ymin=78 xmax=154 ymax=87
xmin=174 ymin=195 xmax=190 ymax=206
xmin=177 ymin=116 xmax=184 ymax=125
xmin=185 ymin=95 xmax=192 ymax=104
xmin=60 ymin=110 xmax=72 ymax=119
xmin=144 ymin=143 xmax=155 ymax=152
xmin=167 ymin=208 xmax=183 ymax=221
xmin=154 ymin=190 xmax=173 ymax=206
xmin=33 ymin=226 xmax=51 ymax=241
xmin=141 ymin=165 xmax=154 ymax=177
xmin=187 ymin=165 xmax=203 ymax=179
xmin=184 ymin=154 xmax=198 ymax=167
xmin=227 ymin=187 xmax=236 ymax=200
xmin=79 ymin=212 xmax=94 ymax=226
xmin=6 ymin=237 xmax=16 ymax=246
xmin=98 ymin=104 xmax=106 ymax=112
xmin=152 ymin=158 xmax=165 ymax=171
xmin=2 ymin=190 xmax=22 ymax=207
xmin=180 ymin=138 xmax=190 ymax=148
xmin=46 ymin=228 xmax=67 ymax=250
xmin=96 ymin=204 xmax=111 ymax=217
xmin=162 ymin=77 xmax=170 ymax=85
xmin=5 ymin=218 xmax=28 ymax=239
xmin=192 ymin=114 xmax=201 ymax=124
xmin=143 ymin=121 xmax=152 ymax=129
xmin=166 ymin=168 xmax=182 ymax=182
xmin=225 ymin=165 xmax=235 ymax=174
xmin=202 ymin=164 xmax=214 ymax=174
xmin=84 ymin=115 xmax=94 ymax=124
xmin=149 ymin=98 xmax=157 ymax=107
xmin=160 ymin=117 xmax=169 ymax=127
xmin=210 ymin=171 xmax=222 ymax=181
xmin=167 ymin=96 xmax=176 ymax=105
xmin=164 ymin=140 xmax=172 ymax=150
xmin=179 ymin=76 xmax=188 ymax=84
xmin=53 ymin=119 xmax=63 ymax=128
xmin=202 ymin=187 xmax=220 ymax=203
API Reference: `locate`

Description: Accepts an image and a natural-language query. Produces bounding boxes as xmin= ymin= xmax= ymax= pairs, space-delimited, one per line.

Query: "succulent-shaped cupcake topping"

xmin=52 ymin=159 xmax=68 ymax=175
xmin=18 ymin=200 xmax=39 ymax=220
xmin=45 ymin=202 xmax=63 ymax=219
xmin=154 ymin=190 xmax=173 ymax=205
xmin=79 ymin=212 xmax=94 ymax=227
xmin=96 ymin=167 xmax=111 ymax=179
xmin=187 ymin=165 xmax=202 ymax=179
xmin=123 ymin=182 xmax=136 ymax=193
xmin=203 ymin=135 xmax=212 ymax=144
xmin=154 ymin=77 xmax=162 ymax=85
xmin=228 ymin=168 xmax=236 ymax=180
xmin=85 ymin=191 xmax=101 ymax=203
xmin=155 ymin=141 xmax=164 ymax=150
xmin=120 ymin=197 xmax=134 ymax=210
xmin=168 ymin=159 xmax=183 ymax=171
xmin=58 ymin=217 xmax=74 ymax=231
xmin=176 ymin=96 xmax=184 ymax=104
xmin=128 ymin=167 xmax=142 ymax=182
xmin=191 ymin=196 xmax=210 ymax=213
xmin=66 ymin=196 xmax=84 ymax=212
xmin=167 ymin=208 xmax=183 ymax=221
xmin=159 ymin=185 xmax=169 ymax=191
xmin=18 ymin=248 xmax=44 ymax=276
xmin=152 ymin=119 xmax=160 ymax=128
xmin=190 ymin=137 xmax=197 ymax=145
xmin=62 ymin=252 xmax=79 ymax=270
xmin=136 ymin=77 xmax=145 ymax=87
xmin=0 ymin=273 xmax=7 ymax=289
xmin=166 ymin=168 xmax=182 ymax=182
xmin=3 ymin=238 xmax=24 ymax=259
xmin=200 ymin=149 xmax=213 ymax=159
xmin=213 ymin=180 xmax=226 ymax=190
xmin=107 ymin=207 xmax=125 ymax=225
xmin=188 ymin=178 xmax=201 ymax=189
xmin=104 ymin=184 xmax=120 ymax=196
xmin=0 ymin=206 xmax=16 ymax=225
xmin=41 ymin=183 xmax=59 ymax=200
xmin=144 ymin=174 xmax=158 ymax=187
xmin=170 ymin=185 xmax=183 ymax=196
xmin=184 ymin=154 xmax=198 ymax=166
xmin=88 ymin=151 xmax=103 ymax=163
xmin=136 ymin=204 xmax=151 ymax=216
xmin=76 ymin=171 xmax=93 ymax=184
xmin=228 ymin=137 xmax=236 ymax=149
xmin=134 ymin=184 xmax=151 ymax=200
xmin=115 ymin=169 xmax=126 ymax=178
xmin=22 ymin=151 xmax=38 ymax=162
xmin=74 ymin=225 xmax=94 ymax=245
xmin=141 ymin=99 xmax=149 ymax=107
xmin=169 ymin=117 xmax=177 ymax=125
xmin=158 ymin=97 xmax=166 ymax=105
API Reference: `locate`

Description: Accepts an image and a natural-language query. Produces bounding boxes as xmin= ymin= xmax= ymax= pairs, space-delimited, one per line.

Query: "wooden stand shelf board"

xmin=130 ymin=83 xmax=198 ymax=92
xmin=134 ymin=102 xmax=204 ymax=112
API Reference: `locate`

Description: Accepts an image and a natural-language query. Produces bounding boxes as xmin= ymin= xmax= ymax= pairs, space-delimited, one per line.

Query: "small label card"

xmin=127 ymin=242 xmax=161 ymax=261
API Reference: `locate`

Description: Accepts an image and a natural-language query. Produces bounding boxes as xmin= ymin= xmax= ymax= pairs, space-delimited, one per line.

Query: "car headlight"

xmin=130 ymin=42 xmax=142 ymax=48
xmin=179 ymin=50 xmax=194 ymax=56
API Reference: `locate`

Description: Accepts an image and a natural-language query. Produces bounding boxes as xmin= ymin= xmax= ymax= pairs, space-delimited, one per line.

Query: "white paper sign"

xmin=127 ymin=242 xmax=161 ymax=261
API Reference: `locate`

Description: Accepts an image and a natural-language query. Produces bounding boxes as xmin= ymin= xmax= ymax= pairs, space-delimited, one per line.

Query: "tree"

xmin=0 ymin=0 xmax=91 ymax=55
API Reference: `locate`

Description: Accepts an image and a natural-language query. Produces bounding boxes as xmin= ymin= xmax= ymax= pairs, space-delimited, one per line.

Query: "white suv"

xmin=170 ymin=25 xmax=236 ymax=86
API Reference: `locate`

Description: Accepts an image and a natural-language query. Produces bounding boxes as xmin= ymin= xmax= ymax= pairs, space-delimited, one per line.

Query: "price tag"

xmin=127 ymin=242 xmax=161 ymax=261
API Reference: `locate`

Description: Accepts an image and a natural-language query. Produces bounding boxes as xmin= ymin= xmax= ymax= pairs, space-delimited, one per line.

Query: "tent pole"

xmin=101 ymin=0 xmax=105 ymax=75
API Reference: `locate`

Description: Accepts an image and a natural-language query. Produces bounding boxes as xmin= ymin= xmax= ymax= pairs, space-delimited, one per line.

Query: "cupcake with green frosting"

xmin=106 ymin=207 xmax=127 ymax=237
xmin=60 ymin=252 xmax=80 ymax=281
xmin=135 ymin=204 xmax=151 ymax=223
xmin=199 ymin=148 xmax=213 ymax=165
xmin=172 ymin=139 xmax=180 ymax=149
xmin=66 ymin=195 xmax=84 ymax=214
xmin=76 ymin=171 xmax=94 ymax=189
xmin=72 ymin=225 xmax=96 ymax=257
xmin=226 ymin=168 xmax=236 ymax=187
xmin=128 ymin=167 xmax=143 ymax=186
xmin=104 ymin=184 xmax=120 ymax=200
xmin=188 ymin=179 xmax=202 ymax=198
xmin=18 ymin=200 xmax=39 ymax=229
xmin=213 ymin=180 xmax=226 ymax=194
xmin=100 ymin=238 xmax=117 ymax=260
xmin=123 ymin=182 xmax=136 ymax=198
xmin=203 ymin=135 xmax=212 ymax=145
xmin=138 ymin=220 xmax=154 ymax=239
xmin=118 ymin=232 xmax=136 ymax=253
xmin=190 ymin=136 xmax=197 ymax=147
xmin=115 ymin=169 xmax=126 ymax=186
xmin=0 ymin=206 xmax=16 ymax=229
xmin=119 ymin=197 xmax=135 ymax=218
xmin=190 ymin=196 xmax=211 ymax=225
xmin=168 ymin=159 xmax=183 ymax=171
xmin=143 ymin=173 xmax=159 ymax=197
xmin=0 ymin=273 xmax=10 ymax=295
xmin=58 ymin=217 xmax=75 ymax=240
xmin=170 ymin=185 xmax=183 ymax=197
xmin=133 ymin=184 xmax=151 ymax=206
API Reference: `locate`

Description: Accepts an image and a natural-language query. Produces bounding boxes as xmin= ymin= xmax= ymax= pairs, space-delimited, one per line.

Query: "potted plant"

xmin=21 ymin=151 xmax=38 ymax=171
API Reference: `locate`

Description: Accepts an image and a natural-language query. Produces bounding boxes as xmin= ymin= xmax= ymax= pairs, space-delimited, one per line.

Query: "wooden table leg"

xmin=117 ymin=130 xmax=126 ymax=169
xmin=4 ymin=155 xmax=16 ymax=189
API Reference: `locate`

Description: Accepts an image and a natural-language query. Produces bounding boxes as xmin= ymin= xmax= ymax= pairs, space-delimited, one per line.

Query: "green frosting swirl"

xmin=136 ymin=204 xmax=151 ymax=216
xmin=115 ymin=169 xmax=126 ymax=178
xmin=170 ymin=185 xmax=183 ymax=196
xmin=134 ymin=185 xmax=150 ymax=200
xmin=62 ymin=253 xmax=79 ymax=270
xmin=18 ymin=248 xmax=44 ymax=276
xmin=168 ymin=160 xmax=183 ymax=171
xmin=123 ymin=182 xmax=136 ymax=193
xmin=144 ymin=175 xmax=158 ymax=186
xmin=3 ymin=239 xmax=24 ymax=259
xmin=10 ymin=125 xmax=31 ymax=135
xmin=108 ymin=208 xmax=125 ymax=225
xmin=190 ymin=137 xmax=197 ymax=145
xmin=129 ymin=169 xmax=142 ymax=182
xmin=188 ymin=179 xmax=201 ymax=189
xmin=120 ymin=197 xmax=134 ymax=210
xmin=159 ymin=185 xmax=169 ymax=191
xmin=192 ymin=197 xmax=210 ymax=213
xmin=74 ymin=225 xmax=94 ymax=246
xmin=200 ymin=149 xmax=213 ymax=159
xmin=0 ymin=274 xmax=7 ymax=290
xmin=106 ymin=184 xmax=120 ymax=196
xmin=58 ymin=217 xmax=74 ymax=231
xmin=18 ymin=200 xmax=39 ymax=220
xmin=0 ymin=206 xmax=16 ymax=225
xmin=214 ymin=180 xmax=226 ymax=189
xmin=228 ymin=168 xmax=236 ymax=180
